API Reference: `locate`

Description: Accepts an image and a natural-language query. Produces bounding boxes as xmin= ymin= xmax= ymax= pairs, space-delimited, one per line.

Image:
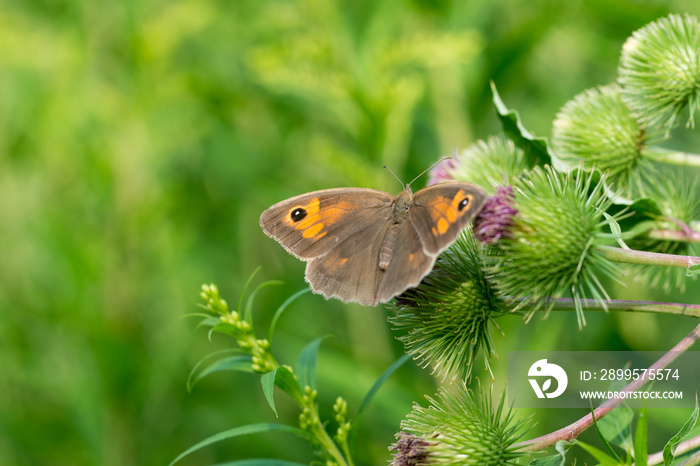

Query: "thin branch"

xmin=549 ymin=298 xmax=700 ymax=318
xmin=513 ymin=322 xmax=700 ymax=452
xmin=643 ymin=146 xmax=700 ymax=168
xmin=598 ymin=244 xmax=700 ymax=269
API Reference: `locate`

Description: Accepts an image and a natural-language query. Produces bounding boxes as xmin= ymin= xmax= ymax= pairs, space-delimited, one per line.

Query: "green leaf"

xmin=261 ymin=366 xmax=303 ymax=417
xmin=591 ymin=406 xmax=622 ymax=463
xmin=238 ymin=266 xmax=263 ymax=317
xmin=209 ymin=321 xmax=241 ymax=341
xmin=296 ymin=335 xmax=331 ymax=391
xmin=528 ymin=440 xmax=575 ymax=465
xmin=603 ymin=212 xmax=630 ymax=249
xmin=687 ymin=263 xmax=700 ymax=277
xmin=634 ymin=404 xmax=648 ymax=466
xmin=187 ymin=354 xmax=254 ymax=392
xmin=269 ymin=287 xmax=311 ymax=342
xmin=491 ymin=80 xmax=553 ymax=167
xmin=168 ymin=423 xmax=309 ymax=466
xmin=662 ymin=395 xmax=699 ymax=465
xmin=243 ymin=280 xmax=284 ymax=324
xmin=576 ymin=440 xmax=622 ymax=466
xmin=349 ymin=353 xmax=411 ymax=452
xmin=598 ymin=404 xmax=634 ymax=453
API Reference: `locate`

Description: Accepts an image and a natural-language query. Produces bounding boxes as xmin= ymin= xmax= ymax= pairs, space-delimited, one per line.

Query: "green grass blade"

xmin=243 ymin=280 xmax=284 ymax=324
xmin=269 ymin=287 xmax=311 ymax=343
xmin=168 ymin=423 xmax=309 ymax=466
xmin=634 ymin=403 xmax=648 ymax=466
xmin=349 ymin=353 xmax=411 ymax=452
xmin=188 ymin=355 xmax=254 ymax=392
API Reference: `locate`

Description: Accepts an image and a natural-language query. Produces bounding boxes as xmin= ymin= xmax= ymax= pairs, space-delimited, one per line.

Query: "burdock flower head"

xmin=390 ymin=230 xmax=505 ymax=381
xmin=483 ymin=166 xmax=623 ymax=328
xmin=390 ymin=384 xmax=532 ymax=465
xmin=551 ymin=83 xmax=654 ymax=196
xmin=428 ymin=135 xmax=529 ymax=188
xmin=618 ymin=14 xmax=700 ymax=131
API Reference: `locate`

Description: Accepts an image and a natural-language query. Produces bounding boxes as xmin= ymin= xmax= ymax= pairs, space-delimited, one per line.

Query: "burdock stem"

xmin=514 ymin=322 xmax=700 ymax=452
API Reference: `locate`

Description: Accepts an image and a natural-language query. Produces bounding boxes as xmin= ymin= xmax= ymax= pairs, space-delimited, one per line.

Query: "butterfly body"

xmin=260 ymin=181 xmax=486 ymax=306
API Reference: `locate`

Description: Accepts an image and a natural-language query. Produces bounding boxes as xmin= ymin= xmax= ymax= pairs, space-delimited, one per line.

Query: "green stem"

xmin=550 ymin=298 xmax=700 ymax=318
xmin=643 ymin=146 xmax=700 ymax=168
xmin=514 ymin=322 xmax=700 ymax=452
xmin=598 ymin=244 xmax=700 ymax=268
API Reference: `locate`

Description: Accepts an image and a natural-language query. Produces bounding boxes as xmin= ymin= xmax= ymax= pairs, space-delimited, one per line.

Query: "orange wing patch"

xmin=286 ymin=198 xmax=353 ymax=241
xmin=427 ymin=189 xmax=470 ymax=236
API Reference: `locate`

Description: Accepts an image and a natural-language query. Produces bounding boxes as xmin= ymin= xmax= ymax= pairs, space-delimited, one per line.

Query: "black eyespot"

xmin=458 ymin=197 xmax=470 ymax=211
xmin=290 ymin=207 xmax=307 ymax=222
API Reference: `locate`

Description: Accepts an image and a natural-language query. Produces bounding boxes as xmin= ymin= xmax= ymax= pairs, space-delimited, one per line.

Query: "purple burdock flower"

xmin=473 ymin=185 xmax=518 ymax=244
xmin=427 ymin=157 xmax=457 ymax=186
xmin=389 ymin=431 xmax=434 ymax=466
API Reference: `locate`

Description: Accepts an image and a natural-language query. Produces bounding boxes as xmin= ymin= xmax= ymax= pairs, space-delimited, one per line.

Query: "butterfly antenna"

xmin=383 ymin=165 xmax=406 ymax=190
xmin=406 ymin=156 xmax=451 ymax=188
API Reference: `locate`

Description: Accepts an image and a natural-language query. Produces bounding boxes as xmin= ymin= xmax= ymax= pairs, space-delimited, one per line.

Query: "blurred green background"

xmin=2 ymin=0 xmax=700 ymax=465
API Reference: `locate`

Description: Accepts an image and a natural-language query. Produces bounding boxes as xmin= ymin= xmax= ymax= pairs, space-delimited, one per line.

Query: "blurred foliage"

xmin=1 ymin=0 xmax=699 ymax=465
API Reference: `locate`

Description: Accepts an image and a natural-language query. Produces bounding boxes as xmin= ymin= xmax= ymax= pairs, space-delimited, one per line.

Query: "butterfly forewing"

xmin=409 ymin=182 xmax=487 ymax=254
xmin=260 ymin=188 xmax=394 ymax=259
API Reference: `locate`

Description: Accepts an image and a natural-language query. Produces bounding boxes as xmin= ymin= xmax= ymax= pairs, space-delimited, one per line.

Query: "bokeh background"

xmin=2 ymin=1 xmax=700 ymax=465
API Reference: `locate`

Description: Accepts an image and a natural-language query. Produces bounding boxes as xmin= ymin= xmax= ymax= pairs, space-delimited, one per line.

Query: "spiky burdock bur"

xmin=487 ymin=166 xmax=622 ymax=328
xmin=618 ymin=14 xmax=700 ymax=131
xmin=627 ymin=173 xmax=700 ymax=292
xmin=390 ymin=230 xmax=506 ymax=382
xmin=551 ymin=83 xmax=655 ymax=197
xmin=428 ymin=135 xmax=530 ymax=188
xmin=392 ymin=384 xmax=532 ymax=466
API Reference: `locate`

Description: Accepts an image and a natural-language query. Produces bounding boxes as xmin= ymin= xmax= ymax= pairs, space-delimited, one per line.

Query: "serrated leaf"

xmin=187 ymin=355 xmax=254 ymax=392
xmin=598 ymin=404 xmax=633 ymax=452
xmin=296 ymin=335 xmax=331 ymax=391
xmin=576 ymin=440 xmax=622 ymax=466
xmin=662 ymin=395 xmax=699 ymax=465
xmin=168 ymin=423 xmax=309 ymax=466
xmin=261 ymin=366 xmax=303 ymax=417
xmin=243 ymin=280 xmax=283 ymax=324
xmin=349 ymin=353 xmax=411 ymax=452
xmin=269 ymin=288 xmax=311 ymax=343
xmin=634 ymin=404 xmax=648 ymax=466
xmin=491 ymin=80 xmax=553 ymax=167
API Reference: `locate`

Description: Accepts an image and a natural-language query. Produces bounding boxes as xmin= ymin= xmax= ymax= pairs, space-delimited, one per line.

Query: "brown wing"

xmin=260 ymin=188 xmax=394 ymax=260
xmin=409 ymin=181 xmax=487 ymax=254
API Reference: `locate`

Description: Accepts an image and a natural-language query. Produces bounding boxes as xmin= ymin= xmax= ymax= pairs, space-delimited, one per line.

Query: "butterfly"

xmin=260 ymin=171 xmax=487 ymax=306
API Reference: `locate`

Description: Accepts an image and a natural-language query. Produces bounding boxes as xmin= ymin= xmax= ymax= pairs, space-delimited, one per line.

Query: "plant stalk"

xmin=550 ymin=298 xmax=700 ymax=318
xmin=598 ymin=245 xmax=700 ymax=269
xmin=643 ymin=146 xmax=700 ymax=168
xmin=514 ymin=322 xmax=700 ymax=452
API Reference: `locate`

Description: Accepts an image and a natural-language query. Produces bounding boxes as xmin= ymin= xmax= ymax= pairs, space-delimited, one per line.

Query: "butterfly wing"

xmin=260 ymin=188 xmax=394 ymax=260
xmin=409 ymin=181 xmax=487 ymax=254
